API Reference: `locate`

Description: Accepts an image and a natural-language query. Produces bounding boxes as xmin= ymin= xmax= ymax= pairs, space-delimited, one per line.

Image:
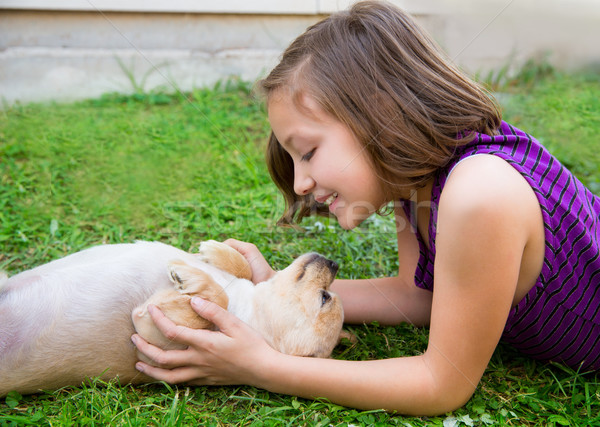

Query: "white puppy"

xmin=0 ymin=240 xmax=343 ymax=396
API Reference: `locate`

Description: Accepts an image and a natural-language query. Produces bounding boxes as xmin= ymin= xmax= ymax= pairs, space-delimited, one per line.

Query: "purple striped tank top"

xmin=402 ymin=121 xmax=600 ymax=370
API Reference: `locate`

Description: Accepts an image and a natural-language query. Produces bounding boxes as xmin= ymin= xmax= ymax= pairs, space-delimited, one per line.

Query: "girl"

xmin=132 ymin=1 xmax=600 ymax=415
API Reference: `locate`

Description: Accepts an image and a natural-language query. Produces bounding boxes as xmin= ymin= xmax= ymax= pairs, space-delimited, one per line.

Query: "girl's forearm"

xmin=332 ymin=277 xmax=432 ymax=326
xmin=253 ymin=350 xmax=466 ymax=416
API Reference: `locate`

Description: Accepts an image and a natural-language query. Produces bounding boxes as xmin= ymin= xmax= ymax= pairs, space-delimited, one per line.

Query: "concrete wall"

xmin=0 ymin=10 xmax=320 ymax=103
xmin=1 ymin=0 xmax=599 ymax=104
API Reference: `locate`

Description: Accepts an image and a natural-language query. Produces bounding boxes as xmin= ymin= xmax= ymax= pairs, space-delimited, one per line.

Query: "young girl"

xmin=131 ymin=0 xmax=600 ymax=415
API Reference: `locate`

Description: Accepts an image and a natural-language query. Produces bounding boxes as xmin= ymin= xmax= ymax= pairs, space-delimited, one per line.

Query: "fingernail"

xmin=131 ymin=335 xmax=138 ymax=346
xmin=135 ymin=362 xmax=144 ymax=372
xmin=147 ymin=304 xmax=155 ymax=314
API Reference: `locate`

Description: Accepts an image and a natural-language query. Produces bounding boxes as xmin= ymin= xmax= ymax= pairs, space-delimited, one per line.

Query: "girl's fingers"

xmin=147 ymin=304 xmax=204 ymax=345
xmin=134 ymin=305 xmax=218 ymax=367
xmin=135 ymin=361 xmax=206 ymax=385
xmin=131 ymin=334 xmax=192 ymax=369
xmin=222 ymin=239 xmax=276 ymax=283
xmin=190 ymin=297 xmax=243 ymax=336
xmin=133 ymin=298 xmax=269 ymax=386
xmin=223 ymin=238 xmax=256 ymax=253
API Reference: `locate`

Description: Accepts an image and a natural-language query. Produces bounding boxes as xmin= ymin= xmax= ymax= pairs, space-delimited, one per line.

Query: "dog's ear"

xmin=195 ymin=240 xmax=252 ymax=280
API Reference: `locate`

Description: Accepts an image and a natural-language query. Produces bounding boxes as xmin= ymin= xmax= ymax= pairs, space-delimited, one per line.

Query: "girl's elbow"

xmin=404 ymin=368 xmax=478 ymax=416
xmin=399 ymin=386 xmax=474 ymax=416
xmin=383 ymin=388 xmax=474 ymax=417
xmin=430 ymin=388 xmax=475 ymax=415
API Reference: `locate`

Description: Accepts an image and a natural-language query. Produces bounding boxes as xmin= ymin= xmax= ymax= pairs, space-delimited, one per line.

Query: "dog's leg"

xmin=195 ymin=240 xmax=252 ymax=280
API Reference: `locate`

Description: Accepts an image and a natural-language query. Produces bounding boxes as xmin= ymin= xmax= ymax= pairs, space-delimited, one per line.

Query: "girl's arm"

xmin=332 ymin=206 xmax=433 ymax=326
xmin=133 ymin=300 xmax=443 ymax=415
xmin=332 ymin=277 xmax=433 ymax=326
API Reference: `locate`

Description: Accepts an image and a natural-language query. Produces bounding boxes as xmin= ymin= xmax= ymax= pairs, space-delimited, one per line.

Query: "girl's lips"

xmin=328 ymin=193 xmax=340 ymax=212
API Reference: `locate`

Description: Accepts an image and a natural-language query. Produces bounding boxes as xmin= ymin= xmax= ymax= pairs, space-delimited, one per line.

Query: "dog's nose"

xmin=326 ymin=259 xmax=339 ymax=275
xmin=306 ymin=253 xmax=339 ymax=275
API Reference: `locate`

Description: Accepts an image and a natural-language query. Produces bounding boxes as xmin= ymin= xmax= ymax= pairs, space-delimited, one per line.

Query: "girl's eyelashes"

xmin=301 ymin=148 xmax=316 ymax=162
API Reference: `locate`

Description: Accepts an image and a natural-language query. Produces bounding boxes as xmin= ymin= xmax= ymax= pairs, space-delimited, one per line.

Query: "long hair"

xmin=259 ymin=0 xmax=502 ymax=225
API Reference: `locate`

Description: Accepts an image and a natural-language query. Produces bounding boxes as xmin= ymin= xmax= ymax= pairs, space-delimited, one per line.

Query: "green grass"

xmin=1 ymin=71 xmax=599 ymax=426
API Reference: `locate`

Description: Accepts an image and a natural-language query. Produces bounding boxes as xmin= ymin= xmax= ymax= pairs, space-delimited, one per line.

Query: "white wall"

xmin=1 ymin=0 xmax=598 ymax=104
xmin=436 ymin=0 xmax=600 ymax=76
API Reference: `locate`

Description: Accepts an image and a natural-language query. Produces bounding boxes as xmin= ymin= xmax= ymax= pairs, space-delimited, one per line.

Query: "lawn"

xmin=1 ymin=70 xmax=599 ymax=426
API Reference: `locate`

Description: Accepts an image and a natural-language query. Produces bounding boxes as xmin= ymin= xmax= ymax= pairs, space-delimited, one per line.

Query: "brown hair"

xmin=259 ymin=0 xmax=502 ymax=225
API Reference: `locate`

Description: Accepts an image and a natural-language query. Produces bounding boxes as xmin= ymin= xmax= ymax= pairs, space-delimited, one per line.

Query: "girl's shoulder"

xmin=437 ymin=153 xmax=545 ymax=263
xmin=441 ymin=153 xmax=537 ymax=215
xmin=436 ymin=121 xmax=549 ymax=215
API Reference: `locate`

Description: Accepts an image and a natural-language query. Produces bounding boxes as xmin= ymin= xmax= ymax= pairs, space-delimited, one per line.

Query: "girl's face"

xmin=268 ymin=90 xmax=387 ymax=230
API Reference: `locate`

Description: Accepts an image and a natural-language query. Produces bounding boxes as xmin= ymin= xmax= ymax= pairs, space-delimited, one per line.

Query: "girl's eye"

xmin=301 ymin=149 xmax=315 ymax=162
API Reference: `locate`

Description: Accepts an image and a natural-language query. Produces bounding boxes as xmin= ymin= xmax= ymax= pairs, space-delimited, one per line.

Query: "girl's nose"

xmin=293 ymin=167 xmax=315 ymax=196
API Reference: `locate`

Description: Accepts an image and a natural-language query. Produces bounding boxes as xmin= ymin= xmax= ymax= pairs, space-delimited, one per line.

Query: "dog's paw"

xmin=197 ymin=240 xmax=252 ymax=280
xmin=197 ymin=240 xmax=228 ymax=264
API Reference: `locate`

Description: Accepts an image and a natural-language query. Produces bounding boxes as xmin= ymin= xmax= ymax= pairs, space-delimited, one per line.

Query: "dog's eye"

xmin=321 ymin=290 xmax=331 ymax=306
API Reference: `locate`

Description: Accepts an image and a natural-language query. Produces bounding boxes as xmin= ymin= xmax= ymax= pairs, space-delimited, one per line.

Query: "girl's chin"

xmin=331 ymin=200 xmax=379 ymax=230
xmin=335 ymin=211 xmax=371 ymax=230
xmin=338 ymin=220 xmax=355 ymax=230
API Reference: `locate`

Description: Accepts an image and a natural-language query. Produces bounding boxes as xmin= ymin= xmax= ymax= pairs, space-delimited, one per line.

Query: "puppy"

xmin=0 ymin=240 xmax=343 ymax=396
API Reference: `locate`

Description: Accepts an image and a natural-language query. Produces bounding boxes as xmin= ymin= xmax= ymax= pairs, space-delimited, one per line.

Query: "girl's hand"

xmin=132 ymin=298 xmax=276 ymax=386
xmin=223 ymin=238 xmax=276 ymax=284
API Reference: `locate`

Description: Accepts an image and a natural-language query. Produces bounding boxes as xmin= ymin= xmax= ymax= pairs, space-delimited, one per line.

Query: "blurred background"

xmin=1 ymin=0 xmax=599 ymax=105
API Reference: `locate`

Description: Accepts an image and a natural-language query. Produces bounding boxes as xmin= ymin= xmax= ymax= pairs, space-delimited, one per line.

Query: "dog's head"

xmin=252 ymin=253 xmax=343 ymax=358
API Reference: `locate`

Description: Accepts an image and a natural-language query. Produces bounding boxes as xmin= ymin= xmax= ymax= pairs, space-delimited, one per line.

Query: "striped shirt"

xmin=402 ymin=121 xmax=600 ymax=370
